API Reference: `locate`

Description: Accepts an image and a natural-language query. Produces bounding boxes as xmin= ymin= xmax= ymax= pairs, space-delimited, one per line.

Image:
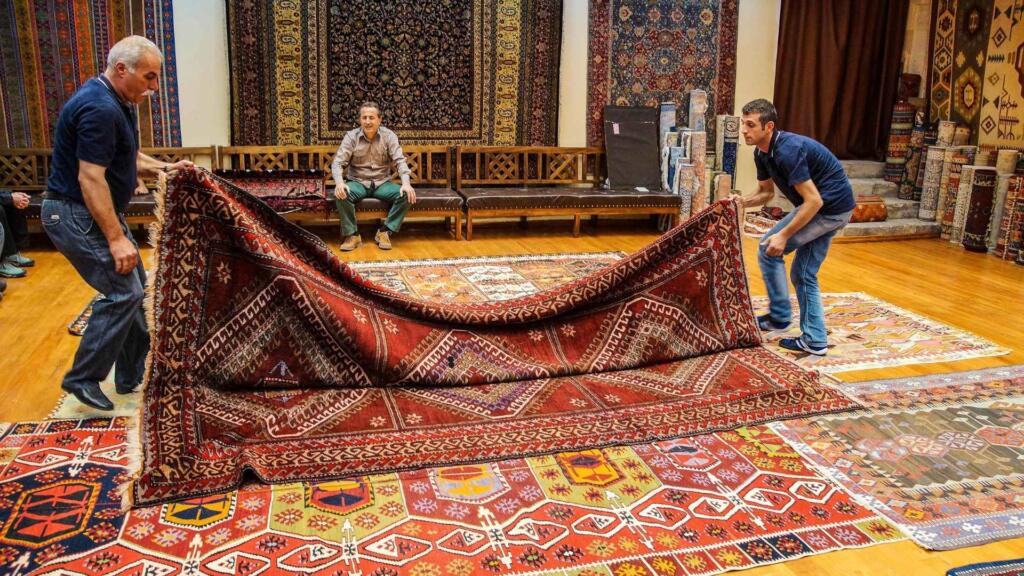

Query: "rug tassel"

xmin=120 ymin=166 xmax=176 ymax=511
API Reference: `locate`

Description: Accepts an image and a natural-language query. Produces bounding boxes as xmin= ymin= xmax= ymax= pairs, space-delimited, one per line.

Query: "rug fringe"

xmin=120 ymin=167 xmax=173 ymax=511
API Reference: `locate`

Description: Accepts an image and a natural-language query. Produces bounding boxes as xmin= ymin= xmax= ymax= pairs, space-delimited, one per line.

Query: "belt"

xmin=43 ymin=191 xmax=74 ymax=201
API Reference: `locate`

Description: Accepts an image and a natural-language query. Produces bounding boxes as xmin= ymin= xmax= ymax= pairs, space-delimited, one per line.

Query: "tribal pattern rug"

xmin=978 ymin=0 xmax=1024 ymax=149
xmin=227 ymin=0 xmax=561 ymax=145
xmin=929 ymin=0 xmax=958 ymax=121
xmin=0 ymin=0 xmax=181 ymax=147
xmin=213 ymin=169 xmax=328 ymax=213
xmin=773 ymin=365 xmax=1024 ymax=550
xmin=131 ymin=169 xmax=853 ymax=506
xmin=587 ymin=0 xmax=739 ymax=146
xmin=752 ymin=292 xmax=1009 ymax=373
xmin=2 ymin=419 xmax=902 ymax=575
xmin=947 ymin=558 xmax=1024 ymax=576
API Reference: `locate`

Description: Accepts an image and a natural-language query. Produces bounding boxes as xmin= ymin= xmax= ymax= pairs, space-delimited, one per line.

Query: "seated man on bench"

xmin=331 ymin=101 xmax=417 ymax=251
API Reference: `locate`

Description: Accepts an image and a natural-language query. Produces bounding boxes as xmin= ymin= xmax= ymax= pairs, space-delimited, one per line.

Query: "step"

xmin=850 ymin=178 xmax=898 ymax=198
xmin=836 ymin=218 xmax=940 ymax=241
xmin=883 ymin=198 xmax=920 ymax=220
xmin=842 ymin=160 xmax=885 ymax=179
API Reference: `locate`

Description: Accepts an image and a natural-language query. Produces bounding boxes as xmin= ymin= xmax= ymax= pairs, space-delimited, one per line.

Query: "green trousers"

xmin=335 ymin=180 xmax=410 ymax=237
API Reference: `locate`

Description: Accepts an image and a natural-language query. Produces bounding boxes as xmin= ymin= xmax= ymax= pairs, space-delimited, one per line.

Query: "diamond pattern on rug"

xmin=5 ymin=419 xmax=901 ymax=575
xmin=752 ymin=292 xmax=1009 ymax=373
xmin=772 ymin=366 xmax=1024 ymax=550
xmin=0 ymin=419 xmax=128 ymax=574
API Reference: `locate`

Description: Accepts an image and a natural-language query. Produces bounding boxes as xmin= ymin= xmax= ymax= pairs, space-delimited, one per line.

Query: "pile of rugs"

xmin=888 ymin=109 xmax=1024 ymax=262
xmin=1 ymin=168 xmax=1021 ymax=575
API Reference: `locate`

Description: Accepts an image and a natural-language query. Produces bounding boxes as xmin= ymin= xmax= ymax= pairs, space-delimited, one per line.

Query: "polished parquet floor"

xmin=1 ymin=218 xmax=1022 ymax=574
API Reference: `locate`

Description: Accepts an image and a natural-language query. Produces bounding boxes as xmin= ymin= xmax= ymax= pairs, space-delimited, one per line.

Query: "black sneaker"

xmin=757 ymin=314 xmax=790 ymax=332
xmin=779 ymin=337 xmax=828 ymax=356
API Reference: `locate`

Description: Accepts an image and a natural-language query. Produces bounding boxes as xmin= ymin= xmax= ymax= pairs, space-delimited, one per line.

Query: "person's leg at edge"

xmin=114 ymin=228 xmax=150 ymax=394
xmin=757 ymin=210 xmax=798 ymax=326
xmin=336 ymin=180 xmax=369 ymax=249
xmin=374 ymin=181 xmax=409 ymax=235
xmin=790 ymin=232 xmax=835 ymax=348
xmin=42 ymin=200 xmax=145 ymax=410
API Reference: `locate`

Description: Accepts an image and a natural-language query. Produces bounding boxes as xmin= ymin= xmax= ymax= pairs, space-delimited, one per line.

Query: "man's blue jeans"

xmin=757 ymin=208 xmax=852 ymax=347
xmin=41 ymin=198 xmax=149 ymax=391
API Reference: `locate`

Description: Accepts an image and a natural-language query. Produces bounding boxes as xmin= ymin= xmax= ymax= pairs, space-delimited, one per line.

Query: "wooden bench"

xmin=214 ymin=144 xmax=463 ymax=239
xmin=455 ymin=146 xmax=682 ymax=240
xmin=1 ymin=146 xmax=215 ymax=227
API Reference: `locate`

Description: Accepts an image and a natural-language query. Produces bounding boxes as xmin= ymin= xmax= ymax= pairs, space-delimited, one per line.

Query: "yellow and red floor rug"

xmin=0 ymin=419 xmax=902 ymax=575
xmin=772 ymin=365 xmax=1024 ymax=550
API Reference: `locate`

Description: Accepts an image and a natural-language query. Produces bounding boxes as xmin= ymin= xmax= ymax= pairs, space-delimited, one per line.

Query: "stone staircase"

xmin=836 ymin=160 xmax=940 ymax=242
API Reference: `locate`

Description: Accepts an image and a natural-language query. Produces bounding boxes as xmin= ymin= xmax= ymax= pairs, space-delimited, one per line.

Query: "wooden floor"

xmin=1 ymin=217 xmax=1023 ymax=574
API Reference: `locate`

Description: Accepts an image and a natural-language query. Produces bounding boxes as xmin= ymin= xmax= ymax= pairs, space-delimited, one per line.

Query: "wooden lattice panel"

xmin=245 ymin=153 xmax=291 ymax=171
xmin=405 ymin=151 xmax=423 ymax=181
xmin=0 ymin=153 xmax=40 ymax=188
xmin=546 ymin=153 xmax=578 ymax=181
xmin=485 ymin=153 xmax=520 ymax=181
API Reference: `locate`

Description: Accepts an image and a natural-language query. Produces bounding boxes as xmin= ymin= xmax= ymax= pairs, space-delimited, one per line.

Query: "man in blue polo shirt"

xmin=42 ymin=36 xmax=192 ymax=410
xmin=737 ymin=99 xmax=855 ymax=357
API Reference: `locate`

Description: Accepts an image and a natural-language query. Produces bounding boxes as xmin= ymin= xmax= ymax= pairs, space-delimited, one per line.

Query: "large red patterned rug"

xmin=131 ymin=169 xmax=857 ymax=506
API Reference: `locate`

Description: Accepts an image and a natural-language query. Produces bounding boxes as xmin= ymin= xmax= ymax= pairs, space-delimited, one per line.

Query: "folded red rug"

xmin=129 ymin=169 xmax=857 ymax=506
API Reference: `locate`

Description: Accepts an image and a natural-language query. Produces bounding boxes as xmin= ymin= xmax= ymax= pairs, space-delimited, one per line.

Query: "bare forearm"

xmin=777 ymin=199 xmax=822 ymax=239
xmin=136 ymin=151 xmax=168 ymax=178
xmin=79 ymin=176 xmax=126 ymax=242
xmin=741 ymin=187 xmax=773 ymax=208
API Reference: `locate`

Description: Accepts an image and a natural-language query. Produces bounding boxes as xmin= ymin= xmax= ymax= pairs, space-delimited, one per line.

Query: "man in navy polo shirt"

xmin=737 ymin=99 xmax=855 ymax=357
xmin=42 ymin=36 xmax=192 ymax=411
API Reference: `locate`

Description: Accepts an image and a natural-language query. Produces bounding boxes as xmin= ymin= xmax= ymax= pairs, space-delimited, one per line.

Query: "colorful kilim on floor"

xmin=0 ymin=418 xmax=129 ymax=574
xmin=68 ymin=294 xmax=102 ymax=337
xmin=753 ymin=292 xmax=1009 ymax=373
xmin=350 ymin=252 xmax=625 ymax=302
xmin=2 ymin=418 xmax=903 ymax=575
xmin=586 ymin=0 xmax=738 ymax=146
xmin=978 ymin=0 xmax=1024 ymax=149
xmin=0 ymin=0 xmax=180 ymax=147
xmin=773 ymin=365 xmax=1024 ymax=550
xmin=132 ymin=169 xmax=853 ymax=506
xmin=226 ymin=0 xmax=561 ymax=145
xmin=947 ymin=558 xmax=1024 ymax=576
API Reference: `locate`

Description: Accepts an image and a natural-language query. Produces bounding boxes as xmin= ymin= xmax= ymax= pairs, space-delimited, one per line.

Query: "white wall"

xmin=732 ymin=0 xmax=781 ymax=194
xmin=172 ymin=0 xmax=230 ymax=148
xmin=558 ymin=0 xmax=589 ymax=147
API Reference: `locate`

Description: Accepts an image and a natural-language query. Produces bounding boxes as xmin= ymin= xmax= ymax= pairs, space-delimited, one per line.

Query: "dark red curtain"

xmin=774 ymin=0 xmax=909 ymax=160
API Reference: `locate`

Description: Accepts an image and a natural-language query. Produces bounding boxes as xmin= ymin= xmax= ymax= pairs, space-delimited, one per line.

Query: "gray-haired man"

xmin=42 ymin=35 xmax=192 ymax=410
